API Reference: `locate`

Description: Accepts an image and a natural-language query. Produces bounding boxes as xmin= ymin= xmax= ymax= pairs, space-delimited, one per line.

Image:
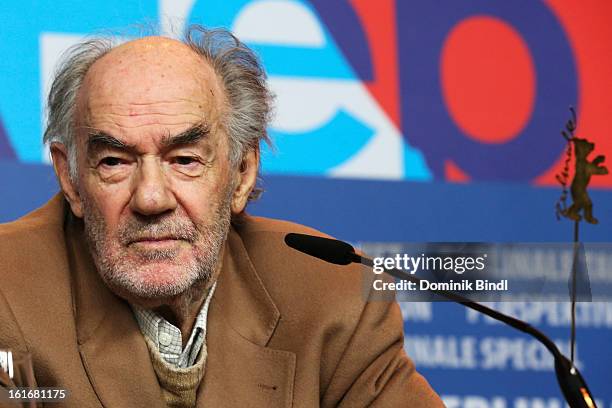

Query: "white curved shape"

xmin=232 ymin=0 xmax=325 ymax=47
xmin=267 ymin=77 xmax=404 ymax=179
xmin=269 ymin=77 xmax=341 ymax=131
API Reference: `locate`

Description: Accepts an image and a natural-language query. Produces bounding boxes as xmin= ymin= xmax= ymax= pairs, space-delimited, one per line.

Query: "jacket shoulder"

xmin=0 ymin=194 xmax=70 ymax=303
xmin=0 ymin=194 xmax=67 ymax=276
xmin=235 ymin=215 xmax=372 ymax=322
xmin=235 ymin=215 xmax=333 ymax=238
xmin=0 ymin=194 xmax=66 ymax=240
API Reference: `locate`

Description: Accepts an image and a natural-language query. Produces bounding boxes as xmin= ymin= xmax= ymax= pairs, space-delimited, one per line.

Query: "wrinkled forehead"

xmin=76 ymin=37 xmax=226 ymax=133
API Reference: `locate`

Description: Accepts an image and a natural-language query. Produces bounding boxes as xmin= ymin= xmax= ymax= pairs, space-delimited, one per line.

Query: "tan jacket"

xmin=0 ymin=194 xmax=443 ymax=407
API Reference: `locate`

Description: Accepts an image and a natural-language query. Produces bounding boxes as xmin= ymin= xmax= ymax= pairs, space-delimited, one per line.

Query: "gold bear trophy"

xmin=556 ymin=107 xmax=608 ymax=224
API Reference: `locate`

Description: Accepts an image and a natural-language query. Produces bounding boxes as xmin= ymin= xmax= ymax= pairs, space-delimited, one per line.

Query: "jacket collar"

xmin=197 ymin=227 xmax=295 ymax=407
xmin=210 ymin=227 xmax=280 ymax=346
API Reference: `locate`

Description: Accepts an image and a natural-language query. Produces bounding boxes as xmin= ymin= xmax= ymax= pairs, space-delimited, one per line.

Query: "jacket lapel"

xmin=66 ymin=215 xmax=165 ymax=408
xmin=197 ymin=229 xmax=296 ymax=407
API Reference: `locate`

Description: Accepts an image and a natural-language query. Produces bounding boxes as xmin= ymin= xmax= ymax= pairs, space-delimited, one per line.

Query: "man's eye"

xmin=99 ymin=157 xmax=123 ymax=166
xmin=174 ymin=156 xmax=199 ymax=166
xmin=171 ymin=156 xmax=205 ymax=176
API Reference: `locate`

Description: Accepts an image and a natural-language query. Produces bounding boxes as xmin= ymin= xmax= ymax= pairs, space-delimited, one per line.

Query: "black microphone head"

xmin=284 ymin=233 xmax=358 ymax=265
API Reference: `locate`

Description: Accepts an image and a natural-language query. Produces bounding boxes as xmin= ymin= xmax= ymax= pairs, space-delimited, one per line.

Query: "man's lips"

xmin=128 ymin=237 xmax=187 ymax=247
xmin=132 ymin=237 xmax=178 ymax=242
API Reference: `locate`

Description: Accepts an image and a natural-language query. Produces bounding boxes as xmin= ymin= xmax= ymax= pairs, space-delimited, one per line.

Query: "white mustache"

xmin=119 ymin=219 xmax=199 ymax=245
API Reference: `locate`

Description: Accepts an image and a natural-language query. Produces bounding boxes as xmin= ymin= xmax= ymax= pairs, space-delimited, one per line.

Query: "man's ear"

xmin=50 ymin=143 xmax=84 ymax=218
xmin=231 ymin=149 xmax=259 ymax=215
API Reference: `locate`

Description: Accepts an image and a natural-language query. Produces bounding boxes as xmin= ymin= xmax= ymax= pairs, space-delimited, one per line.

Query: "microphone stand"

xmin=357 ymin=255 xmax=596 ymax=408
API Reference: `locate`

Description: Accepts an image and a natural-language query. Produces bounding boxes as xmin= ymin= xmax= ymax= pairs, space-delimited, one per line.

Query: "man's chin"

xmin=101 ymin=263 xmax=206 ymax=306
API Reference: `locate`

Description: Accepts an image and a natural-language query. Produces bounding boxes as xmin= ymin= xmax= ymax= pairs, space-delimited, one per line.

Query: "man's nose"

xmin=129 ymin=158 xmax=177 ymax=216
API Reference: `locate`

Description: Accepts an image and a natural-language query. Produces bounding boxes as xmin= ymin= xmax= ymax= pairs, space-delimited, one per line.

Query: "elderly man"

xmin=0 ymin=26 xmax=442 ymax=407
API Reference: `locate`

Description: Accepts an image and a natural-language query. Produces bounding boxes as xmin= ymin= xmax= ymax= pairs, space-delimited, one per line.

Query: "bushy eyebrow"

xmin=86 ymin=132 xmax=136 ymax=156
xmin=160 ymin=122 xmax=211 ymax=147
xmin=85 ymin=122 xmax=211 ymax=156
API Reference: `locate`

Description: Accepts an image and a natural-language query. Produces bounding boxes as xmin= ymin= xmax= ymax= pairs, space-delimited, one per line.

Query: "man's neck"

xmin=154 ymin=280 xmax=212 ymax=347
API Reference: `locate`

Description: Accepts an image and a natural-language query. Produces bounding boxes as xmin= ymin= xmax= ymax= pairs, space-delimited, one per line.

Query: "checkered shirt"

xmin=131 ymin=283 xmax=217 ymax=368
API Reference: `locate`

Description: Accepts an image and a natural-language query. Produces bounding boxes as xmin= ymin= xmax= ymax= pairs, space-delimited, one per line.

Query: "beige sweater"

xmin=143 ymin=336 xmax=206 ymax=407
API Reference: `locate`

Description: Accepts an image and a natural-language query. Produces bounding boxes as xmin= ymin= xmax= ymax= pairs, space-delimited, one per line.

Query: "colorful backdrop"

xmin=1 ymin=1 xmax=611 ymax=406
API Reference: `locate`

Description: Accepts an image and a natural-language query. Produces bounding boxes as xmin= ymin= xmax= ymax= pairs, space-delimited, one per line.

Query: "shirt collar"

xmin=131 ymin=282 xmax=217 ymax=368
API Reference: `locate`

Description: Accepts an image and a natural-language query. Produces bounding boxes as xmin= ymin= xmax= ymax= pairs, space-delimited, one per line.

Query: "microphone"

xmin=284 ymin=233 xmax=361 ymax=265
xmin=284 ymin=232 xmax=598 ymax=408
